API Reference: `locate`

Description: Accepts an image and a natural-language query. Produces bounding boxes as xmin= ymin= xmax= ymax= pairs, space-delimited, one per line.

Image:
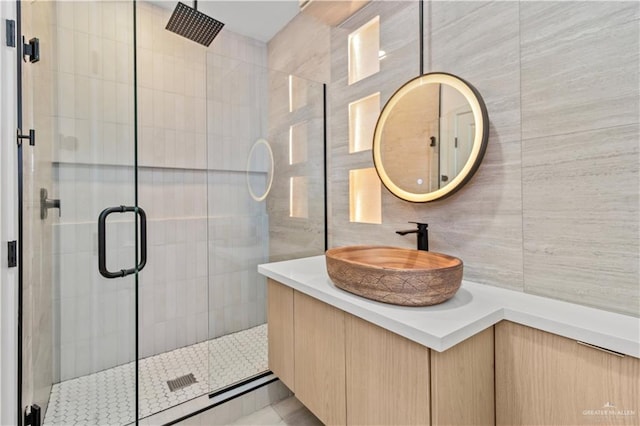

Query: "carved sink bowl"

xmin=325 ymin=246 xmax=463 ymax=306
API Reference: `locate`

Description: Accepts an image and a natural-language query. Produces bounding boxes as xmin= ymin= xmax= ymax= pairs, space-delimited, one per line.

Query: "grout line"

xmin=521 ymin=122 xmax=640 ymax=143
xmin=518 ymin=0 xmax=526 ymax=294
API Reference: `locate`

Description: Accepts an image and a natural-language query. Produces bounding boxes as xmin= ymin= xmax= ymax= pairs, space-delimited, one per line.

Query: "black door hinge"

xmin=24 ymin=405 xmax=41 ymax=426
xmin=23 ymin=36 xmax=39 ymax=63
xmin=5 ymin=19 xmax=16 ymax=47
xmin=7 ymin=241 xmax=17 ymax=268
xmin=17 ymin=129 xmax=35 ymax=146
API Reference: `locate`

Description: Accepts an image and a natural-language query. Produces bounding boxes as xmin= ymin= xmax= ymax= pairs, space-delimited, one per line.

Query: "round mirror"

xmin=246 ymin=138 xmax=274 ymax=202
xmin=372 ymin=72 xmax=489 ymax=202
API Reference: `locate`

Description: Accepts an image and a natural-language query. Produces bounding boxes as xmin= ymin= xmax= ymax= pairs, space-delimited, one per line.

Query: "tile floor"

xmin=177 ymin=396 xmax=322 ymax=426
xmin=44 ymin=324 xmax=268 ymax=426
xmin=231 ymin=397 xmax=322 ymax=426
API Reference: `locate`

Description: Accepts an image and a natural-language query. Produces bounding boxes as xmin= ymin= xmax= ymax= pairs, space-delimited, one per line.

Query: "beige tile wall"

xmin=268 ymin=0 xmax=639 ymax=316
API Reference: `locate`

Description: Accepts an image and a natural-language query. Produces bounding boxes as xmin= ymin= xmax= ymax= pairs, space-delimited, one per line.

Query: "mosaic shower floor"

xmin=44 ymin=324 xmax=268 ymax=426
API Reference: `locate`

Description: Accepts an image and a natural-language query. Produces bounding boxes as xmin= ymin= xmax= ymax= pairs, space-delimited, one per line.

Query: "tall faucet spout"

xmin=396 ymin=222 xmax=429 ymax=251
xmin=395 ymin=229 xmax=418 ymax=236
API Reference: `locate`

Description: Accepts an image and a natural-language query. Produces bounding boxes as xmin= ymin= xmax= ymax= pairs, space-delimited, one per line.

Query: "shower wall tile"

xmin=263 ymin=58 xmax=326 ymax=262
xmin=137 ymin=1 xmax=271 ymax=362
xmin=136 ymin=2 xmax=207 ymax=171
xmin=53 ymin=163 xmax=214 ymax=378
xmin=51 ymin=0 xmax=295 ymax=385
xmin=208 ymin=30 xmax=268 ymax=68
xmin=266 ymin=12 xmax=329 ymax=264
xmin=268 ymin=12 xmax=331 ymax=83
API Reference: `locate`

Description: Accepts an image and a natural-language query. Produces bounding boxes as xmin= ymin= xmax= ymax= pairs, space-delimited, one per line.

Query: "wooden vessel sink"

xmin=325 ymin=246 xmax=463 ymax=306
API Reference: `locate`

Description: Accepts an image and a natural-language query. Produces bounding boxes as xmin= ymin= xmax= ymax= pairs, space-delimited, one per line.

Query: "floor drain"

xmin=167 ymin=373 xmax=198 ymax=392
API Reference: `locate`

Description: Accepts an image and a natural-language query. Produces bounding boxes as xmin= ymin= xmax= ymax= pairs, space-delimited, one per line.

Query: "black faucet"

xmin=396 ymin=222 xmax=429 ymax=251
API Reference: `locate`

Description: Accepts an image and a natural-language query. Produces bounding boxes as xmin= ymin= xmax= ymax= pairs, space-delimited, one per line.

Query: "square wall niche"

xmin=290 ymin=176 xmax=309 ymax=218
xmin=289 ymin=122 xmax=308 ymax=165
xmin=349 ymin=168 xmax=381 ymax=224
xmin=349 ymin=92 xmax=380 ymax=153
xmin=289 ymin=74 xmax=308 ymax=112
xmin=348 ymin=16 xmax=380 ymax=85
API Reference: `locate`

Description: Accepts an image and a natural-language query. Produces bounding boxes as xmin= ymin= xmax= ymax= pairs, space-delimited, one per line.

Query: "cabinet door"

xmin=267 ymin=279 xmax=295 ymax=390
xmin=496 ymin=321 xmax=640 ymax=426
xmin=346 ymin=315 xmax=430 ymax=425
xmin=294 ymin=291 xmax=346 ymax=425
xmin=430 ymin=327 xmax=495 ymax=425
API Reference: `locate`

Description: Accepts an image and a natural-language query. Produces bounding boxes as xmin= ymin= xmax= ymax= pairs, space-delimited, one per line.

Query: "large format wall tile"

xmin=331 ymin=1 xmax=524 ymax=290
xmin=421 ymin=1 xmax=524 ymax=290
xmin=520 ymin=1 xmax=640 ymax=139
xmin=268 ymin=13 xmax=331 ymax=83
xmin=330 ymin=1 xmax=419 ymax=248
xmin=266 ymin=68 xmax=326 ymax=262
xmin=428 ymin=1 xmax=521 ymax=143
xmin=522 ymin=124 xmax=639 ymax=316
xmin=273 ymin=0 xmax=639 ymax=315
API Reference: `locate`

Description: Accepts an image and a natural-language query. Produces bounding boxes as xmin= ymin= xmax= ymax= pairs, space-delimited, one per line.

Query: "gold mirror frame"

xmin=372 ymin=72 xmax=489 ymax=202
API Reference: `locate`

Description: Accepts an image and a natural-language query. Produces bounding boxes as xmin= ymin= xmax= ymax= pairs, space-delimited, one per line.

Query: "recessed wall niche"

xmin=349 ymin=168 xmax=381 ymax=224
xmin=349 ymin=92 xmax=380 ymax=153
xmin=348 ymin=16 xmax=380 ymax=85
xmin=290 ymin=176 xmax=309 ymax=218
xmin=289 ymin=122 xmax=308 ymax=165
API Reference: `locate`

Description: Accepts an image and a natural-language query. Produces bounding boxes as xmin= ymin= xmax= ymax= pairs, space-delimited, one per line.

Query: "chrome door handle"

xmin=40 ymin=188 xmax=60 ymax=220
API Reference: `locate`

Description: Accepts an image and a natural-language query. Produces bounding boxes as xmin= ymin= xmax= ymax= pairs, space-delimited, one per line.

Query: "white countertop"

xmin=258 ymin=255 xmax=640 ymax=358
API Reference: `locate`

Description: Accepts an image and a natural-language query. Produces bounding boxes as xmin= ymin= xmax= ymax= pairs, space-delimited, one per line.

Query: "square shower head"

xmin=165 ymin=2 xmax=224 ymax=47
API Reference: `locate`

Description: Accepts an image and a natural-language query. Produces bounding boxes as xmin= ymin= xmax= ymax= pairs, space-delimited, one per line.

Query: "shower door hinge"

xmin=22 ymin=36 xmax=40 ymax=63
xmin=24 ymin=404 xmax=41 ymax=426
xmin=5 ymin=20 xmax=16 ymax=47
xmin=7 ymin=241 xmax=17 ymax=268
xmin=17 ymin=129 xmax=35 ymax=146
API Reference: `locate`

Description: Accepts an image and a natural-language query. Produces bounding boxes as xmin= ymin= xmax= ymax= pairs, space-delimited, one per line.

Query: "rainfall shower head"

xmin=165 ymin=1 xmax=224 ymax=47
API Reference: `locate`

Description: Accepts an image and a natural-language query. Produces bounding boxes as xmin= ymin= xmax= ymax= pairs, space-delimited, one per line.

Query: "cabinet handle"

xmin=576 ymin=341 xmax=625 ymax=357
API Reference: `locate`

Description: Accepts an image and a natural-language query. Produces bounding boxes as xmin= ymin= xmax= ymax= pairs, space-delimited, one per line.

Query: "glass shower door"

xmin=20 ymin=1 xmax=139 ymax=425
xmin=204 ymin=53 xmax=326 ymax=394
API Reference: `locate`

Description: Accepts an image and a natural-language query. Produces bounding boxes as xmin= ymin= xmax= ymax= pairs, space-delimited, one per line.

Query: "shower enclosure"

xmin=17 ymin=1 xmax=325 ymax=424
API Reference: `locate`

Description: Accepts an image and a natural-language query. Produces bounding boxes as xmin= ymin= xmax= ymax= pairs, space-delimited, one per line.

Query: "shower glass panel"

xmin=20 ymin=1 xmax=138 ymax=425
xmin=205 ymin=44 xmax=326 ymax=393
xmin=20 ymin=0 xmax=326 ymax=423
xmin=134 ymin=1 xmax=327 ymax=413
xmin=135 ymin=1 xmax=211 ymax=416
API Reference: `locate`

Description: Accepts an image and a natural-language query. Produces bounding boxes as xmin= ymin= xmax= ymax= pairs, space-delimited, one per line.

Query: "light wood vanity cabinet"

xmin=267 ymin=279 xmax=295 ymax=390
xmin=495 ymin=321 xmax=640 ymax=426
xmin=267 ymin=279 xmax=494 ymax=425
xmin=345 ymin=315 xmax=431 ymax=425
xmin=430 ymin=327 xmax=495 ymax=425
xmin=268 ymin=277 xmax=639 ymax=426
xmin=294 ymin=291 xmax=347 ymax=425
